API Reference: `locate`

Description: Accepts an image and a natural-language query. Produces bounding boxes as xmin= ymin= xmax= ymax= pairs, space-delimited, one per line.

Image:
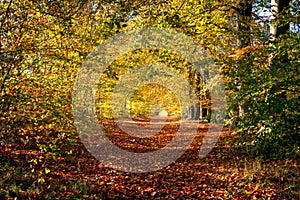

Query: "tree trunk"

xmin=270 ymin=0 xmax=290 ymax=42
xmin=267 ymin=0 xmax=290 ymax=102
xmin=236 ymin=0 xmax=253 ymax=117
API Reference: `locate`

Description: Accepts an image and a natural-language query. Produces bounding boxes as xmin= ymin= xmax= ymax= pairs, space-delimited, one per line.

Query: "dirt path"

xmin=1 ymin=118 xmax=298 ymax=199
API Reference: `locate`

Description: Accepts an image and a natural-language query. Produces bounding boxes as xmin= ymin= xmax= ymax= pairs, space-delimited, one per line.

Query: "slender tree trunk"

xmin=267 ymin=0 xmax=290 ymax=102
xmin=236 ymin=0 xmax=253 ymax=117
xmin=195 ymin=71 xmax=203 ymax=120
xmin=270 ymin=0 xmax=290 ymax=42
xmin=199 ymin=102 xmax=203 ymax=119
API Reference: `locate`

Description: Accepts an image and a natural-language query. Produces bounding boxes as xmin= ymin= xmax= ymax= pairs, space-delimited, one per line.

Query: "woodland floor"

xmin=1 ymin=118 xmax=299 ymax=199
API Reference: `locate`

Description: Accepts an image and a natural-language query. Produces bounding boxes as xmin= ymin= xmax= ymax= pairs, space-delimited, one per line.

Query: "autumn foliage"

xmin=0 ymin=0 xmax=299 ymax=199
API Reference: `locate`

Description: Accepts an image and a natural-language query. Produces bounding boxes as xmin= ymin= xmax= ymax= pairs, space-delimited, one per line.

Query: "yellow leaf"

xmin=99 ymin=181 xmax=105 ymax=185
xmin=45 ymin=168 xmax=50 ymax=174
xmin=255 ymin=184 xmax=259 ymax=190
xmin=39 ymin=177 xmax=45 ymax=183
